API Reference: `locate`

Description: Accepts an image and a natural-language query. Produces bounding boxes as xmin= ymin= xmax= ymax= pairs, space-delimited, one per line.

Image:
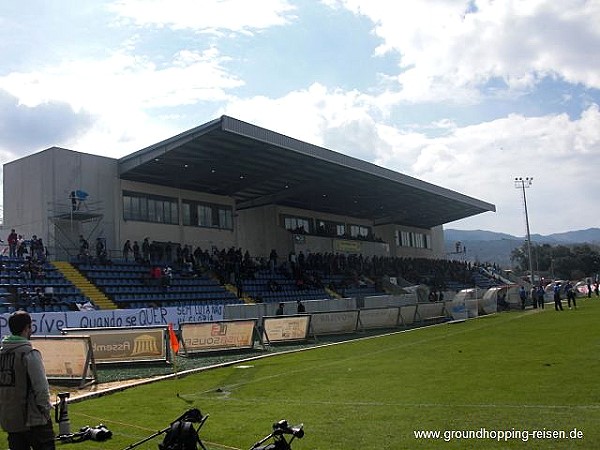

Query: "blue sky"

xmin=1 ymin=0 xmax=599 ymax=236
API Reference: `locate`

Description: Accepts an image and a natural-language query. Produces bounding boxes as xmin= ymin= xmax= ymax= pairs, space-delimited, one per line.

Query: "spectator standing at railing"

xmin=132 ymin=241 xmax=140 ymax=262
xmin=142 ymin=238 xmax=150 ymax=264
xmin=269 ymin=249 xmax=278 ymax=274
xmin=122 ymin=240 xmax=132 ymax=262
xmin=29 ymin=236 xmax=39 ymax=261
xmin=95 ymin=238 xmax=105 ymax=260
xmin=78 ymin=235 xmax=89 ymax=256
xmin=7 ymin=229 xmax=18 ymax=258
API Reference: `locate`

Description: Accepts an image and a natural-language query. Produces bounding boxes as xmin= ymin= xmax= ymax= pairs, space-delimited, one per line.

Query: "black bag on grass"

xmin=159 ymin=420 xmax=199 ymax=450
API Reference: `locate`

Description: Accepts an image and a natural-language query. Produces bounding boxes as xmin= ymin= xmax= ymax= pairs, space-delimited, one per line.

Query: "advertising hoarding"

xmin=31 ymin=335 xmax=96 ymax=386
xmin=310 ymin=310 xmax=359 ymax=335
xmin=180 ymin=320 xmax=256 ymax=354
xmin=262 ymin=315 xmax=311 ymax=343
xmin=62 ymin=326 xmax=167 ymax=364
xmin=358 ymin=307 xmax=400 ymax=329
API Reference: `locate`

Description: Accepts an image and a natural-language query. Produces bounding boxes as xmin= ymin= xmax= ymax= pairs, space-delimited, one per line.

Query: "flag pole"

xmin=168 ymin=323 xmax=180 ymax=377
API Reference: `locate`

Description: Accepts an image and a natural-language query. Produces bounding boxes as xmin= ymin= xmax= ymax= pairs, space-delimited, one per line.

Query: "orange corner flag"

xmin=168 ymin=323 xmax=180 ymax=355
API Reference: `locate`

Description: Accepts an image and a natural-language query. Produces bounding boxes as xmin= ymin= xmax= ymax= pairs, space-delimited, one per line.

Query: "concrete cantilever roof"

xmin=118 ymin=115 xmax=495 ymax=229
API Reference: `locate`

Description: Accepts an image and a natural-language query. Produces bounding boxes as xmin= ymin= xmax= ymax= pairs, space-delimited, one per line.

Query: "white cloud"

xmin=325 ymin=0 xmax=600 ymax=102
xmin=1 ymin=47 xmax=241 ymax=110
xmin=1 ymin=0 xmax=597 ymax=237
xmin=109 ymin=0 xmax=296 ymax=34
xmin=222 ymin=84 xmax=600 ymax=234
xmin=377 ymin=105 xmax=600 ymax=234
xmin=0 ymin=46 xmax=243 ymax=156
xmin=220 ymin=83 xmax=380 ymax=153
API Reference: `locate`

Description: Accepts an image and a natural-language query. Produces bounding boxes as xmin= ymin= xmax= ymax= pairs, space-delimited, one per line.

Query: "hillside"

xmin=444 ymin=228 xmax=600 ymax=267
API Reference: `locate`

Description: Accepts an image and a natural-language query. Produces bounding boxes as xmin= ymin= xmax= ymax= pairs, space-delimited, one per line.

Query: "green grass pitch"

xmin=3 ymin=298 xmax=599 ymax=449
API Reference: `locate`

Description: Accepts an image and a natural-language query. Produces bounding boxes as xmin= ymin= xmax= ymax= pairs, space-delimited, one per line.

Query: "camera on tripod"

xmin=249 ymin=419 xmax=304 ymax=450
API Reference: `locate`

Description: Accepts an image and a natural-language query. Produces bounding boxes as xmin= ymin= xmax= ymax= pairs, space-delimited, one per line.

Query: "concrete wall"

xmin=118 ymin=180 xmax=236 ymax=253
xmin=236 ymin=204 xmax=291 ymax=260
xmin=375 ymin=223 xmax=444 ymax=259
xmin=3 ymin=148 xmax=448 ymax=262
xmin=3 ymin=147 xmax=119 ymax=258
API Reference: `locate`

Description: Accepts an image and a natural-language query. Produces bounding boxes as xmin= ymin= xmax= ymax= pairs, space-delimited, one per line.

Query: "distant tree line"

xmin=511 ymin=243 xmax=600 ymax=280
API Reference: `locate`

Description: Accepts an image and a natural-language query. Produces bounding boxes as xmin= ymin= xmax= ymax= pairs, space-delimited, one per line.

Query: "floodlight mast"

xmin=514 ymin=177 xmax=534 ymax=286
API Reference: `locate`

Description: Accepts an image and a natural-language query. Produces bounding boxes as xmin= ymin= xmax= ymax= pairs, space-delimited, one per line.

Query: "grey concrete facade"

xmin=3 ymin=146 xmax=446 ymax=261
xmin=4 ymin=114 xmax=493 ymax=262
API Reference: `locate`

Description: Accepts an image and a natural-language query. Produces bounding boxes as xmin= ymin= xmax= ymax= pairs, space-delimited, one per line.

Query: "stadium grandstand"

xmin=1 ymin=115 xmax=496 ymax=313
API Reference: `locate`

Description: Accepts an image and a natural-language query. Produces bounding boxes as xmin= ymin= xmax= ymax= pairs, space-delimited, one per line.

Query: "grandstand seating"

xmin=240 ymin=269 xmax=334 ymax=303
xmin=0 ymin=257 xmax=89 ymax=313
xmin=0 ymin=251 xmax=508 ymax=314
xmin=74 ymin=261 xmax=243 ymax=309
xmin=472 ymin=269 xmax=504 ymax=289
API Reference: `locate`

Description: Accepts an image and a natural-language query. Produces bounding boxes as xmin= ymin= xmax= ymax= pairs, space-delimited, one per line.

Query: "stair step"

xmin=52 ymin=261 xmax=118 ymax=310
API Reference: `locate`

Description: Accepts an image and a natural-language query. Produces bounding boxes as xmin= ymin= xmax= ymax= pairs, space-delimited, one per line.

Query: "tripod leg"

xmin=122 ymin=427 xmax=169 ymax=450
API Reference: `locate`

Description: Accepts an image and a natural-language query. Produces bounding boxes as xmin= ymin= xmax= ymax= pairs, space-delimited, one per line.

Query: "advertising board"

xmin=358 ymin=307 xmax=400 ymax=329
xmin=62 ymin=326 xmax=167 ymax=364
xmin=180 ymin=320 xmax=256 ymax=354
xmin=310 ymin=310 xmax=359 ymax=335
xmin=262 ymin=315 xmax=311 ymax=343
xmin=31 ymin=335 xmax=95 ymax=385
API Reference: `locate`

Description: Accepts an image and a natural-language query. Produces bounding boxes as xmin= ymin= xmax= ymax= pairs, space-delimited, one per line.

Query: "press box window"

xmin=182 ymin=200 xmax=233 ymax=230
xmin=282 ymin=216 xmax=312 ymax=233
xmin=123 ymin=191 xmax=178 ymax=224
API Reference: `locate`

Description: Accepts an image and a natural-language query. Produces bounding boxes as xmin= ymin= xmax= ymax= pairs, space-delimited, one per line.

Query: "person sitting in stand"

xmin=150 ymin=266 xmax=162 ymax=286
xmin=268 ymin=280 xmax=280 ymax=292
xmin=162 ymin=266 xmax=173 ymax=289
xmin=77 ymin=301 xmax=96 ymax=311
xmin=17 ymin=258 xmax=35 ymax=280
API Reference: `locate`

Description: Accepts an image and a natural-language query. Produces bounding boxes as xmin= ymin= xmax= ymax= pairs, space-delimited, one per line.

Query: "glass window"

xmin=122 ymin=191 xmax=178 ymax=224
xmin=171 ymin=202 xmax=179 ymax=224
xmin=130 ymin=196 xmax=140 ymax=220
xmin=401 ymin=231 xmax=411 ymax=247
xmin=147 ymin=198 xmax=156 ymax=222
xmin=179 ymin=199 xmax=232 ymax=229
xmin=282 ymin=215 xmax=312 ymax=233
xmin=349 ymin=224 xmax=370 ymax=238
xmin=182 ymin=203 xmax=191 ymax=225
xmin=198 ymin=204 xmax=211 ymax=227
xmin=397 ymin=230 xmax=431 ymax=249
xmin=219 ymin=208 xmax=232 ymax=230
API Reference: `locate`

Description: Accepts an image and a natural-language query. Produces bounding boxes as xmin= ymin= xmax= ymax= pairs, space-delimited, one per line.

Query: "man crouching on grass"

xmin=0 ymin=311 xmax=55 ymax=450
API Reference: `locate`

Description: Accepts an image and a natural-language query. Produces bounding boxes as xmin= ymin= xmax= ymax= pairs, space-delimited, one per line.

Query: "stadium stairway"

xmin=52 ymin=261 xmax=118 ymax=310
xmin=325 ymin=286 xmax=342 ymax=299
xmin=223 ymin=282 xmax=254 ymax=304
